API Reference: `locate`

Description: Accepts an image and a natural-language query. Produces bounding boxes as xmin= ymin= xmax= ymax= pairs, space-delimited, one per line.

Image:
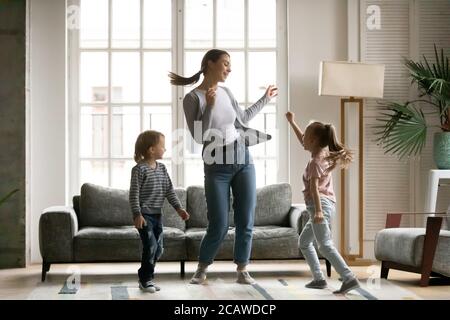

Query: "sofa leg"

xmin=419 ymin=216 xmax=442 ymax=287
xmin=41 ymin=262 xmax=51 ymax=282
xmin=325 ymin=259 xmax=331 ymax=277
xmin=180 ymin=261 xmax=185 ymax=278
xmin=380 ymin=261 xmax=389 ymax=279
xmin=419 ymin=258 xmax=433 ymax=287
xmin=420 ymin=272 xmax=431 ymax=287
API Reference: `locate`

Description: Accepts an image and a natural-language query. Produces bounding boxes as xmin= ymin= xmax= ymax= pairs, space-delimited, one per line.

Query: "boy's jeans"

xmin=138 ymin=213 xmax=163 ymax=283
xmin=299 ymin=197 xmax=354 ymax=282
xmin=198 ymin=145 xmax=256 ymax=266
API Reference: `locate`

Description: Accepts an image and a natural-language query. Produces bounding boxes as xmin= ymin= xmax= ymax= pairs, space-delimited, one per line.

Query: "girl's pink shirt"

xmin=302 ymin=149 xmax=336 ymax=205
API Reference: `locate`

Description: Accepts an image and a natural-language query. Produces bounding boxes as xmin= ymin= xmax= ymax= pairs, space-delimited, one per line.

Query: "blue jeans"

xmin=198 ymin=145 xmax=256 ymax=266
xmin=138 ymin=213 xmax=163 ymax=283
xmin=299 ymin=197 xmax=354 ymax=282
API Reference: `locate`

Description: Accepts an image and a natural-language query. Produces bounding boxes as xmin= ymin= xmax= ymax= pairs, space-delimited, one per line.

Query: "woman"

xmin=169 ymin=49 xmax=277 ymax=285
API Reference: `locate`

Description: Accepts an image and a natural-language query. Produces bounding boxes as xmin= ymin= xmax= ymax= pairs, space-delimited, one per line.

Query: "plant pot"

xmin=433 ymin=132 xmax=450 ymax=169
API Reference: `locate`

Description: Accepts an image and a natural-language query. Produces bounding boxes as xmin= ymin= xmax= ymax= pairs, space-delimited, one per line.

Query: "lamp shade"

xmin=318 ymin=61 xmax=385 ymax=98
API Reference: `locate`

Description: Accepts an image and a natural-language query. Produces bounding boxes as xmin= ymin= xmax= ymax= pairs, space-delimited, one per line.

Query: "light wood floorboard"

xmin=0 ymin=260 xmax=448 ymax=300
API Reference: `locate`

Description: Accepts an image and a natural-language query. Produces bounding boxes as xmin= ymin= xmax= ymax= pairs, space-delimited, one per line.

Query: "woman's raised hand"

xmin=265 ymin=85 xmax=278 ymax=100
xmin=206 ymin=87 xmax=216 ymax=108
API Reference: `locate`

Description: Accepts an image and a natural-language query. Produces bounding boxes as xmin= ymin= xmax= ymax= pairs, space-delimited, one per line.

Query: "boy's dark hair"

xmin=308 ymin=121 xmax=354 ymax=171
xmin=134 ymin=130 xmax=164 ymax=163
xmin=168 ymin=49 xmax=230 ymax=86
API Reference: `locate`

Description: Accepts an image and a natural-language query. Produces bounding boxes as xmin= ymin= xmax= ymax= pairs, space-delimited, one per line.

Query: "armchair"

xmin=374 ymin=212 xmax=450 ymax=286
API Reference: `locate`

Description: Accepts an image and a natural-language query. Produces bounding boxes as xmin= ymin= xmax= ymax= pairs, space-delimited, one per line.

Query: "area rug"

xmin=26 ymin=274 xmax=421 ymax=300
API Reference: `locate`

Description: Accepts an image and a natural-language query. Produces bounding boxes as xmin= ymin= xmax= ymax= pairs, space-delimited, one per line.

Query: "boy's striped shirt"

xmin=129 ymin=161 xmax=181 ymax=218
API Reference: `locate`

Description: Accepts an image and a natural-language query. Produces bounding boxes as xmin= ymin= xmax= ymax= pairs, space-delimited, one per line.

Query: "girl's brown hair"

xmin=134 ymin=130 xmax=164 ymax=163
xmin=308 ymin=122 xmax=354 ymax=171
xmin=168 ymin=49 xmax=230 ymax=86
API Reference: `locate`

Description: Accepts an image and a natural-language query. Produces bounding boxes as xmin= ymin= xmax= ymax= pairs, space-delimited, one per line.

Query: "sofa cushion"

xmin=184 ymin=227 xmax=235 ymax=260
xmin=254 ymin=183 xmax=291 ymax=226
xmin=186 ymin=184 xmax=292 ymax=228
xmin=74 ymin=226 xmax=140 ymax=261
xmin=162 ymin=188 xmax=187 ymax=231
xmin=78 ymin=183 xmax=187 ymax=229
xmin=74 ymin=226 xmax=187 ymax=262
xmin=159 ymin=227 xmax=188 ymax=261
xmin=185 ymin=226 xmax=300 ymax=260
xmin=374 ymin=228 xmax=450 ymax=277
xmin=186 ymin=186 xmax=235 ymax=229
xmin=76 ymin=226 xmax=139 ymax=240
xmin=79 ymin=183 xmax=133 ymax=228
xmin=251 ymin=226 xmax=301 ymax=259
xmin=186 ymin=186 xmax=208 ymax=228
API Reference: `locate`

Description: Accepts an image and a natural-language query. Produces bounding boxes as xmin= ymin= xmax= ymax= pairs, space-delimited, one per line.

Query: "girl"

xmin=169 ymin=49 xmax=277 ymax=285
xmin=286 ymin=111 xmax=360 ymax=294
xmin=129 ymin=130 xmax=190 ymax=293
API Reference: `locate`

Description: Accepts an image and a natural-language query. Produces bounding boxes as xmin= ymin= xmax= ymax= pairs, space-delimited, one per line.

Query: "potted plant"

xmin=0 ymin=189 xmax=19 ymax=208
xmin=375 ymin=45 xmax=450 ymax=168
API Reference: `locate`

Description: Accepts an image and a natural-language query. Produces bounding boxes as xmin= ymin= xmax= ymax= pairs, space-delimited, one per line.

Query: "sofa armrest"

xmin=289 ymin=203 xmax=306 ymax=234
xmin=39 ymin=206 xmax=78 ymax=262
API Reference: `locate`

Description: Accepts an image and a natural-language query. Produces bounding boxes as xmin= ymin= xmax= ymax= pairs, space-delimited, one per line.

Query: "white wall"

xmin=287 ymin=0 xmax=348 ymax=245
xmin=29 ymin=0 xmax=67 ymax=263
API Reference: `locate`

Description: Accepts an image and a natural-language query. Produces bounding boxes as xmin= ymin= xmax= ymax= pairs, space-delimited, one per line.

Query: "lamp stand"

xmin=340 ymin=97 xmax=371 ymax=266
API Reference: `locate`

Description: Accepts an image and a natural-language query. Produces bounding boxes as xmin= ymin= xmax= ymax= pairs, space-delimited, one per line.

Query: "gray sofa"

xmin=39 ymin=182 xmax=330 ymax=281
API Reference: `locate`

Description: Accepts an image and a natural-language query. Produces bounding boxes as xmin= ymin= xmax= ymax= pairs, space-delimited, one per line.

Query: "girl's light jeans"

xmin=299 ymin=197 xmax=354 ymax=282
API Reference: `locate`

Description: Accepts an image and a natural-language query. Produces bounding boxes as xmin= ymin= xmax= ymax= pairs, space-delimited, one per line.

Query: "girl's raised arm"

xmin=286 ymin=112 xmax=305 ymax=146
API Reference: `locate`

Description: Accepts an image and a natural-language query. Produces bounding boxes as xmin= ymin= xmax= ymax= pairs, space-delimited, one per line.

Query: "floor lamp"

xmin=318 ymin=61 xmax=385 ymax=264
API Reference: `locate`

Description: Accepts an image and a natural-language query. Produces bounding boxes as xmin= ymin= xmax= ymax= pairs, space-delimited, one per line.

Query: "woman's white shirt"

xmin=194 ymin=87 xmax=240 ymax=146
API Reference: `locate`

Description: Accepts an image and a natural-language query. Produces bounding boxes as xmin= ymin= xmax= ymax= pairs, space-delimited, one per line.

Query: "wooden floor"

xmin=0 ymin=260 xmax=449 ymax=300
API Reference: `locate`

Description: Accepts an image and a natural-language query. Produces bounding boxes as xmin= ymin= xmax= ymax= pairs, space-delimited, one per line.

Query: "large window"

xmin=69 ymin=0 xmax=286 ymax=193
xmin=183 ymin=0 xmax=279 ymax=188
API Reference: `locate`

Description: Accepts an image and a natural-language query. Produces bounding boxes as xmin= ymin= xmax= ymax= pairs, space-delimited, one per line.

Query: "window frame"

xmin=68 ymin=0 xmax=288 ymax=197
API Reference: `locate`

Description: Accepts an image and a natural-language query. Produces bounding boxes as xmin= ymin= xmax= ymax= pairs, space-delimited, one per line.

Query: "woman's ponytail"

xmin=169 ymin=70 xmax=203 ymax=86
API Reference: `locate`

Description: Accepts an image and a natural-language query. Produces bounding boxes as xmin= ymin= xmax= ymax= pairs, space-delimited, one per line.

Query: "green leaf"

xmin=374 ymin=102 xmax=427 ymax=159
xmin=0 ymin=189 xmax=19 ymax=207
xmin=376 ymin=45 xmax=450 ymax=155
